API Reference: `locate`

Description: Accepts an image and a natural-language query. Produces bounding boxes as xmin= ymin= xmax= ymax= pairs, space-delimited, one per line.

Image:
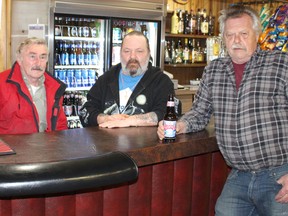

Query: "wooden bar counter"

xmin=0 ymin=123 xmax=229 ymax=216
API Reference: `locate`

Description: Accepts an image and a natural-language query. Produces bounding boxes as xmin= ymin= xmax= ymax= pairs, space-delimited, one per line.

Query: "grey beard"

xmin=121 ymin=62 xmax=148 ymax=77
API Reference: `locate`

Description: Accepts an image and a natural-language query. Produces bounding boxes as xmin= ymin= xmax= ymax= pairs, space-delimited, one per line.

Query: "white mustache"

xmin=231 ymin=44 xmax=246 ymax=50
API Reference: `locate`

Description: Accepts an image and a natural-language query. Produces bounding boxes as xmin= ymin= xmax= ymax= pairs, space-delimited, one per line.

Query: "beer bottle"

xmin=69 ymin=41 xmax=77 ymax=65
xmin=61 ymin=41 xmax=69 ymax=65
xmin=76 ymin=41 xmax=84 ymax=65
xmin=163 ymin=94 xmax=177 ymax=143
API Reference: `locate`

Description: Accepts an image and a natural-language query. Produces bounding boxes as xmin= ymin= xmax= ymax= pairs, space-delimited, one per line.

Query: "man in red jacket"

xmin=0 ymin=37 xmax=67 ymax=134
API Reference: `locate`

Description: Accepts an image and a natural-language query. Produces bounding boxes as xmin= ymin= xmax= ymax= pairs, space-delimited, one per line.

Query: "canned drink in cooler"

xmin=54 ymin=69 xmax=59 ymax=79
xmin=88 ymin=69 xmax=96 ymax=86
xmin=74 ymin=69 xmax=82 ymax=87
xmin=81 ymin=69 xmax=89 ymax=87
xmin=58 ymin=69 xmax=66 ymax=83
xmin=66 ymin=69 xmax=74 ymax=88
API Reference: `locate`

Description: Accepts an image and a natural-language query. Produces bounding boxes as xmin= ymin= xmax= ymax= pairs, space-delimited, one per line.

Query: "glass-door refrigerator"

xmin=48 ymin=0 xmax=165 ymax=129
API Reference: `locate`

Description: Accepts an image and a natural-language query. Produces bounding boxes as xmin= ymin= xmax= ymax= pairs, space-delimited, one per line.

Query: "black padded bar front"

xmin=0 ymin=151 xmax=138 ymax=197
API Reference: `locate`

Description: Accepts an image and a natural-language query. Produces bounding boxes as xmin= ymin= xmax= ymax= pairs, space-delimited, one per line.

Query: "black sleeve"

xmin=79 ymin=75 xmax=106 ymax=127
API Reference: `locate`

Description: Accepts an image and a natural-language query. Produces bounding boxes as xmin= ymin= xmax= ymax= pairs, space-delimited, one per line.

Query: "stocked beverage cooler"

xmin=48 ymin=0 xmax=165 ymax=128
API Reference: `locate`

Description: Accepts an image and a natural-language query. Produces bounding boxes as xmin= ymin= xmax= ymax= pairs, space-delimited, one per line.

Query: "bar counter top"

xmin=0 ymin=123 xmax=218 ymax=197
xmin=0 ymin=123 xmax=217 ymax=167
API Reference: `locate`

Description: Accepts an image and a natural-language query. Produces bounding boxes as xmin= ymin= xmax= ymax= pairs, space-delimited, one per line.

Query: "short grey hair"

xmin=218 ymin=5 xmax=262 ymax=38
xmin=17 ymin=37 xmax=48 ymax=56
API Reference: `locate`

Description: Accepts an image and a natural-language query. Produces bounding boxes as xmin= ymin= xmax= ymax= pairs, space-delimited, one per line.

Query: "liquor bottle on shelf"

xmin=195 ymin=8 xmax=202 ymax=35
xmin=171 ymin=10 xmax=179 ymax=34
xmin=178 ymin=10 xmax=184 ymax=34
xmin=163 ymin=94 xmax=177 ymax=143
xmin=164 ymin=40 xmax=172 ymax=64
xmin=171 ymin=40 xmax=177 ymax=64
xmin=208 ymin=11 xmax=215 ymax=36
xmin=183 ymin=38 xmax=190 ymax=64
xmin=201 ymin=9 xmax=209 ymax=35
xmin=175 ymin=39 xmax=183 ymax=64
xmin=190 ymin=38 xmax=196 ymax=63
xmin=195 ymin=40 xmax=204 ymax=63
xmin=183 ymin=11 xmax=190 ymax=35
xmin=189 ymin=10 xmax=196 ymax=35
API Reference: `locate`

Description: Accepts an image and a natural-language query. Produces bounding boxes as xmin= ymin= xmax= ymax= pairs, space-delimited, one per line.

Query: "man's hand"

xmin=275 ymin=174 xmax=288 ymax=203
xmin=157 ymin=120 xmax=186 ymax=140
xmin=97 ymin=114 xmax=129 ymax=125
xmin=99 ymin=118 xmax=132 ymax=128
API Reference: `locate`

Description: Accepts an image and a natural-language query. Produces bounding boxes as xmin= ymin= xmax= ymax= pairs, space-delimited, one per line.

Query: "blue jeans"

xmin=215 ymin=163 xmax=288 ymax=216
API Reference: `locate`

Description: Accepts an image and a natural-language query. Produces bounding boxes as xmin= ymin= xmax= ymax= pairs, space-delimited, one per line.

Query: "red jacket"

xmin=0 ymin=62 xmax=68 ymax=134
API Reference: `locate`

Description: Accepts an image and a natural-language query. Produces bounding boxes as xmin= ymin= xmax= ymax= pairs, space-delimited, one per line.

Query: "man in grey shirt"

xmin=158 ymin=5 xmax=288 ymax=216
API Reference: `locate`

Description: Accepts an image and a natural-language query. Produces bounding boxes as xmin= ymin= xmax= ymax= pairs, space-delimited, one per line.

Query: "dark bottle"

xmin=189 ymin=9 xmax=196 ymax=35
xmin=76 ymin=41 xmax=84 ymax=65
xmin=83 ymin=41 xmax=91 ymax=65
xmin=208 ymin=11 xmax=215 ymax=36
xmin=70 ymin=91 xmax=77 ymax=116
xmin=164 ymin=40 xmax=172 ymax=64
xmin=69 ymin=41 xmax=77 ymax=65
xmin=183 ymin=10 xmax=190 ymax=34
xmin=141 ymin=24 xmax=148 ymax=37
xmin=178 ymin=10 xmax=184 ymax=34
xmin=163 ymin=94 xmax=177 ymax=143
xmin=195 ymin=8 xmax=202 ymax=35
xmin=91 ymin=42 xmax=98 ymax=65
xmin=75 ymin=91 xmax=83 ymax=116
xmin=64 ymin=92 xmax=73 ymax=117
xmin=54 ymin=41 xmax=61 ymax=65
xmin=61 ymin=41 xmax=69 ymax=65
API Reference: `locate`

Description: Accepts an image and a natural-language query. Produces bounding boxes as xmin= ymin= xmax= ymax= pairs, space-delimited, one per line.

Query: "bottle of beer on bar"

xmin=163 ymin=94 xmax=177 ymax=143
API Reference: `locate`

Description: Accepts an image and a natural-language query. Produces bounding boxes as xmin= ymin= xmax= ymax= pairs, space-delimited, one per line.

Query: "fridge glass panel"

xmin=54 ymin=14 xmax=106 ymax=90
xmin=111 ymin=19 xmax=160 ymax=67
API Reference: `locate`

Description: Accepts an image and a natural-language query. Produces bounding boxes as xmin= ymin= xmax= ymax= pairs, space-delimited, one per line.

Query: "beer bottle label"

xmin=163 ymin=120 xmax=176 ymax=138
